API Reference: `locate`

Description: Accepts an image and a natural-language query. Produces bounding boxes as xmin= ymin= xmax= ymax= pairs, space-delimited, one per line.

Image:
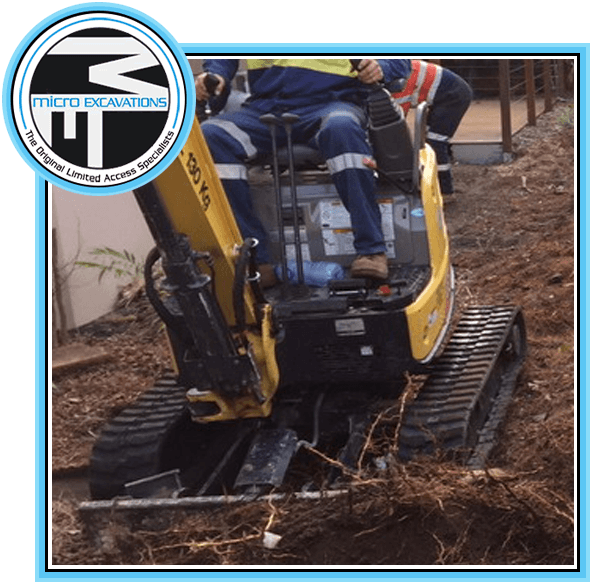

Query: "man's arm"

xmin=377 ymin=59 xmax=412 ymax=83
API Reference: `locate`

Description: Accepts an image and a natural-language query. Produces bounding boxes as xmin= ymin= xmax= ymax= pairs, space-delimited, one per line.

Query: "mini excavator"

xmin=84 ymin=61 xmax=526 ymax=509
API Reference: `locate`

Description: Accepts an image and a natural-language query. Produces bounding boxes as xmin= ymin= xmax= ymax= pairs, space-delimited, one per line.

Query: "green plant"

xmin=558 ymin=104 xmax=574 ymax=128
xmin=75 ymin=247 xmax=143 ymax=283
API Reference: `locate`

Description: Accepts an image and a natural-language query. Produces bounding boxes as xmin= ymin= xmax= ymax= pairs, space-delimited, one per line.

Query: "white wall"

xmin=52 ymin=186 xmax=155 ymax=329
xmin=50 ymin=57 xmax=238 ymax=333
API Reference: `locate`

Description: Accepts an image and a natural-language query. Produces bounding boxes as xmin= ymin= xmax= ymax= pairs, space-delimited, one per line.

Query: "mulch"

xmin=51 ymin=102 xmax=576 ymax=566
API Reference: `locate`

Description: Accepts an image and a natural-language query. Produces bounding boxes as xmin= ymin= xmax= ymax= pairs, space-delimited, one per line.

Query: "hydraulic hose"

xmin=232 ymin=238 xmax=258 ymax=333
xmin=143 ymin=247 xmax=189 ymax=339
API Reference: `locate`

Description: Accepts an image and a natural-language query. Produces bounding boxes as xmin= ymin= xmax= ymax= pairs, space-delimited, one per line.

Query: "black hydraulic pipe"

xmin=259 ymin=113 xmax=288 ymax=290
xmin=232 ymin=237 xmax=258 ymax=333
xmin=144 ymin=246 xmax=183 ymax=334
xmin=134 ymin=183 xmax=235 ymax=355
xmin=133 ymin=182 xmax=258 ymax=395
xmin=281 ymin=112 xmax=305 ymax=287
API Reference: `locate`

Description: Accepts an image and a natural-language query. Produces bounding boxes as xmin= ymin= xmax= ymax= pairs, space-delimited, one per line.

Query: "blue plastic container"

xmin=275 ymin=260 xmax=345 ymax=287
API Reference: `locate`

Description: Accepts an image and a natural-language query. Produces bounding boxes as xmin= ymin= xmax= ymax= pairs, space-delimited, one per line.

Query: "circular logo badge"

xmin=3 ymin=3 xmax=195 ymax=195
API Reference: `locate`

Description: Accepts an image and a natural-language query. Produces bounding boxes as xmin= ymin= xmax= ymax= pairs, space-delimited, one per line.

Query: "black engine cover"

xmin=275 ymin=305 xmax=416 ymax=386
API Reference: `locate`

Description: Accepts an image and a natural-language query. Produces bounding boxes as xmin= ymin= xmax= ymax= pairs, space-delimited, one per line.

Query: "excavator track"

xmin=89 ymin=374 xmax=189 ymax=500
xmin=398 ymin=305 xmax=527 ymax=467
xmin=87 ymin=306 xmax=526 ymax=506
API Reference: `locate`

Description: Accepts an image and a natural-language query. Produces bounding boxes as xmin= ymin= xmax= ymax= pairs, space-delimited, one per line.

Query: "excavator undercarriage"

xmin=81 ymin=71 xmax=527 ymax=514
xmin=83 ymin=304 xmax=526 ymax=514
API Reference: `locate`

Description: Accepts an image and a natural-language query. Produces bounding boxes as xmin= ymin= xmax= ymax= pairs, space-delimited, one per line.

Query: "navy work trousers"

xmin=201 ymin=101 xmax=385 ymax=264
xmin=426 ymin=69 xmax=473 ymax=194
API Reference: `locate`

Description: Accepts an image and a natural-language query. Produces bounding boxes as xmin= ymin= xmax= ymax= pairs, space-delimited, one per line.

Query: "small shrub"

xmin=558 ymin=104 xmax=574 ymax=128
xmin=75 ymin=247 xmax=143 ymax=283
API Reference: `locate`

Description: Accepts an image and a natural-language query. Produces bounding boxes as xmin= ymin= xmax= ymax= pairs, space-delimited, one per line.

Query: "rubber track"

xmin=398 ymin=305 xmax=526 ymax=467
xmin=89 ymin=373 xmax=188 ymax=500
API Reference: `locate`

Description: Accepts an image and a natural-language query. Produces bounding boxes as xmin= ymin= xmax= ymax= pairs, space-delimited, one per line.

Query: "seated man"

xmin=195 ymin=58 xmax=411 ymax=285
xmin=391 ymin=60 xmax=472 ymax=196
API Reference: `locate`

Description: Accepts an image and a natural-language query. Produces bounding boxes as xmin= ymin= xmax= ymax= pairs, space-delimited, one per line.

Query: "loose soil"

xmin=51 ymin=102 xmax=576 ymax=567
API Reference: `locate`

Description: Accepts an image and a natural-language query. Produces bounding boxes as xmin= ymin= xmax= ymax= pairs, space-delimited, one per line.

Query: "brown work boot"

xmin=258 ymin=264 xmax=278 ymax=288
xmin=350 ymin=253 xmax=389 ymax=280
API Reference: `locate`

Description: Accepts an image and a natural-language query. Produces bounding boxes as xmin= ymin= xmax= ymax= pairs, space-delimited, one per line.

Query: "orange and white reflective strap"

xmin=391 ymin=60 xmax=443 ymax=114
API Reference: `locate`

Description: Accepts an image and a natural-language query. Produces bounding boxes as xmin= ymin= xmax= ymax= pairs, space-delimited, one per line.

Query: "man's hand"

xmin=195 ymin=72 xmax=225 ymax=101
xmin=356 ymin=59 xmax=384 ymax=85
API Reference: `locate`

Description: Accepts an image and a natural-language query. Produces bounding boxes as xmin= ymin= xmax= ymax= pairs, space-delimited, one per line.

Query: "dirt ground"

xmin=51 ymin=101 xmax=576 ymax=567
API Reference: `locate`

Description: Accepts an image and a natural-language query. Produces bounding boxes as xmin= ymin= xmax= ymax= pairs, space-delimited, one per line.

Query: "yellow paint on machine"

xmin=187 ymin=305 xmax=280 ymax=423
xmin=152 ymin=118 xmax=280 ymax=420
xmin=152 ymin=118 xmax=253 ymax=326
xmin=405 ymin=146 xmax=452 ymax=361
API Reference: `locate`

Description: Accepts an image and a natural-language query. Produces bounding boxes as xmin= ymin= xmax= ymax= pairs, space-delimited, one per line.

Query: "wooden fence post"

xmin=498 ymin=59 xmax=513 ymax=161
xmin=524 ymin=59 xmax=537 ymax=125
xmin=543 ymin=59 xmax=554 ymax=112
xmin=557 ymin=59 xmax=568 ymax=95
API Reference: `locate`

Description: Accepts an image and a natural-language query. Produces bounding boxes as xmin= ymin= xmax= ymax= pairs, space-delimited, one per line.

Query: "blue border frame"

xmin=3 ymin=2 xmax=195 ymax=196
xmin=39 ymin=43 xmax=589 ymax=581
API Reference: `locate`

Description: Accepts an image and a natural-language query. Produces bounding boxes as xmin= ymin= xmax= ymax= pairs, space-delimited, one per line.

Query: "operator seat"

xmin=222 ymin=90 xmax=328 ymax=173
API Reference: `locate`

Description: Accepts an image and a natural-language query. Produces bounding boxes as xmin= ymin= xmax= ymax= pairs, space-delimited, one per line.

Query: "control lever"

xmin=259 ymin=114 xmax=289 ymax=294
xmin=196 ymin=73 xmax=221 ymax=122
xmin=351 ymin=58 xmax=407 ymax=92
xmin=351 ymin=59 xmax=416 ymax=192
xmin=349 ymin=58 xmax=362 ymax=71
xmin=281 ymin=112 xmax=306 ymax=290
xmin=349 ymin=58 xmax=383 ymax=89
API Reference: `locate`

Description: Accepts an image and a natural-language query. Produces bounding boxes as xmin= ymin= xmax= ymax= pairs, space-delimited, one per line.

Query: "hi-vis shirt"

xmin=391 ymin=60 xmax=443 ymax=115
xmin=203 ymin=58 xmax=411 ymax=111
